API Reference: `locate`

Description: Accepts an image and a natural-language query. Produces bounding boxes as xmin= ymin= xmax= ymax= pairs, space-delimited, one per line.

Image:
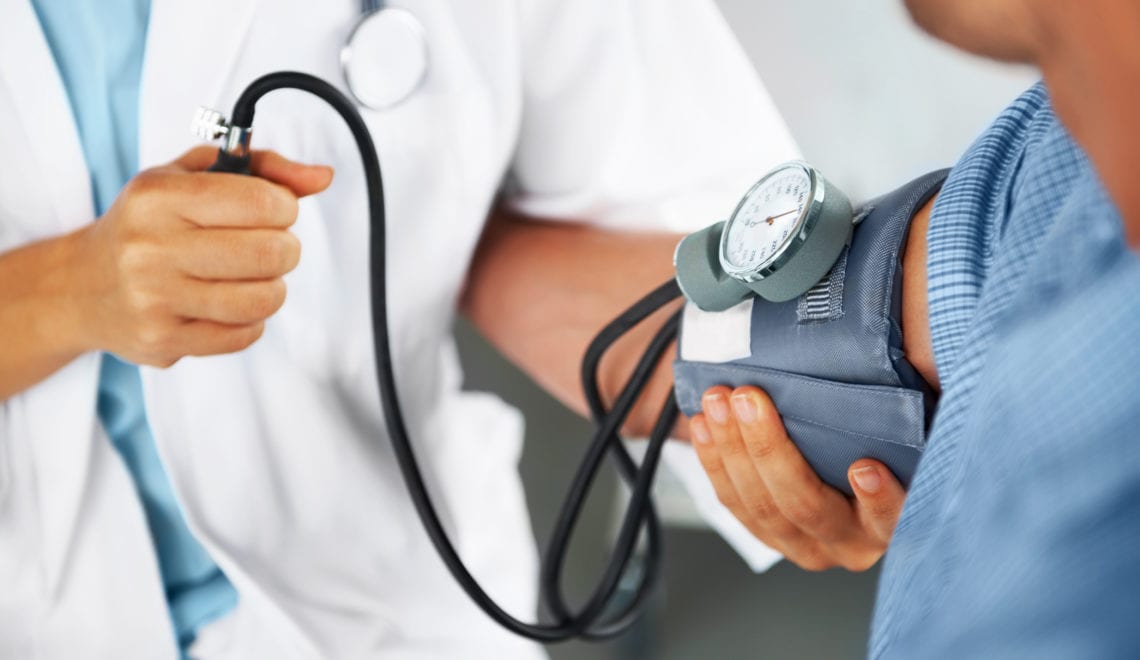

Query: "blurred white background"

xmin=718 ymin=0 xmax=1036 ymax=199
xmin=457 ymin=2 xmax=1036 ymax=658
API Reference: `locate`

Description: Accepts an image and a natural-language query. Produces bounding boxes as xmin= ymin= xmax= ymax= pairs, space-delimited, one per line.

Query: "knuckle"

xmin=745 ymin=439 xmax=777 ymax=462
xmin=745 ymin=499 xmax=777 ymax=522
xmin=123 ymin=170 xmax=171 ymax=211
xmin=265 ymin=280 xmax=288 ymax=313
xmin=279 ymin=191 xmax=299 ymax=225
xmin=116 ymin=243 xmax=151 ymax=277
xmin=245 ymin=183 xmax=276 ymax=220
xmin=231 ymin=323 xmax=266 ymax=352
xmin=179 ymin=172 xmax=211 ymax=199
xmin=124 ymin=287 xmax=163 ymax=317
xmin=718 ymin=438 xmax=747 ymax=459
xmin=135 ymin=324 xmax=173 ymax=359
xmin=716 ymin=491 xmax=743 ymax=516
xmin=702 ymin=461 xmax=727 ymax=482
xmin=125 ymin=170 xmax=162 ymax=198
xmin=280 ymin=233 xmax=301 ymax=271
xmin=792 ymin=550 xmax=834 ymax=573
xmin=839 ymin=552 xmax=881 ymax=573
xmin=250 ymin=184 xmax=294 ymax=225
xmin=210 ymin=324 xmax=262 ymax=356
xmin=245 ymin=281 xmax=287 ymax=320
xmin=254 ymin=236 xmax=287 ymax=275
xmin=783 ymin=497 xmax=825 ymax=530
xmin=866 ymin=497 xmax=901 ymax=521
xmin=243 ymin=292 xmax=273 ymax=321
xmin=797 ymin=558 xmax=832 ymax=573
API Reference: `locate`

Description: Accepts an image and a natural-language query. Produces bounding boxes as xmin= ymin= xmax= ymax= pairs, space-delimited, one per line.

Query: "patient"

xmin=690 ymin=0 xmax=1140 ymax=656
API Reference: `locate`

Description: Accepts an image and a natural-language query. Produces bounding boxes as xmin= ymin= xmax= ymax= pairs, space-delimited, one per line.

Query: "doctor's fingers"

xmin=176 ymin=229 xmax=301 ymax=280
xmin=174 ymin=319 xmax=267 ymax=363
xmin=725 ymin=387 xmax=866 ymax=546
xmin=174 ymin=278 xmax=289 ymax=326
xmin=847 ymin=458 xmax=906 ymax=546
xmin=124 ymin=167 xmax=299 ymax=230
xmin=174 ymin=147 xmax=334 ymax=198
xmin=249 ymin=151 xmax=334 ymax=198
xmin=128 ymin=318 xmax=266 ymax=367
xmin=174 ymin=145 xmax=229 ymax=170
xmin=691 ymin=411 xmax=833 ymax=571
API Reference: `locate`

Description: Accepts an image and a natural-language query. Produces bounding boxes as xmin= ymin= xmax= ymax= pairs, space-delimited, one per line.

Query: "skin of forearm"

xmin=462 ymin=199 xmax=940 ymax=438
xmin=460 ymin=206 xmax=684 ymax=438
xmin=902 ymin=195 xmax=939 ymax=391
xmin=0 ymin=229 xmax=90 ymax=401
xmin=1033 ymin=0 xmax=1140 ymax=247
xmin=4 ymin=191 xmax=939 ymax=430
xmin=0 ymin=150 xmax=327 ymax=403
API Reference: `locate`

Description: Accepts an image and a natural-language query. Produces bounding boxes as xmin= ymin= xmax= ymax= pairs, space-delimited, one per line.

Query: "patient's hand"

xmin=690 ymin=385 xmax=905 ymax=572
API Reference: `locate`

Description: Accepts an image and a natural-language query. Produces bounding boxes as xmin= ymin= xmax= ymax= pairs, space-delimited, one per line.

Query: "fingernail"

xmin=692 ymin=420 xmax=712 ymax=445
xmin=704 ymin=393 xmax=729 ymax=424
xmin=731 ymin=394 xmax=757 ymax=423
xmin=851 ymin=466 xmax=881 ymax=494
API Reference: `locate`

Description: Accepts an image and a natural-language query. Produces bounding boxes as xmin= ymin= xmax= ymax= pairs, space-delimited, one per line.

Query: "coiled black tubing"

xmin=214 ymin=72 xmax=682 ymax=642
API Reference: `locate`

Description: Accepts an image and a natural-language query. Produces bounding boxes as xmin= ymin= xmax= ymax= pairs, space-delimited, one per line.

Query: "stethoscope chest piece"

xmin=342 ymin=7 xmax=429 ymax=110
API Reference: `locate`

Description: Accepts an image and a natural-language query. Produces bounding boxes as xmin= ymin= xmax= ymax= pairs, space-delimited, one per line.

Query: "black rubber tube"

xmin=539 ymin=304 xmax=681 ymax=637
xmin=217 ymin=71 xmax=681 ymax=642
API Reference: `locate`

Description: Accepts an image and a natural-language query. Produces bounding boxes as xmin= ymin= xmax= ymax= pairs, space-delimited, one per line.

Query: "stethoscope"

xmin=341 ymin=0 xmax=429 ymax=110
xmin=187 ymin=0 xmax=665 ymax=643
xmin=200 ymin=51 xmax=674 ymax=646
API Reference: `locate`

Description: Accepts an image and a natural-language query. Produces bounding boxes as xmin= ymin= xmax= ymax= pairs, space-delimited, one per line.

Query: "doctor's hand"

xmin=71 ymin=146 xmax=334 ymax=367
xmin=690 ymin=385 xmax=905 ymax=572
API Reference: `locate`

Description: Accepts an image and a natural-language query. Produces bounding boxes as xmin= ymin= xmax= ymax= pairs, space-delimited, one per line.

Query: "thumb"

xmin=173 ymin=147 xmax=335 ymax=198
xmin=848 ymin=459 xmax=906 ymax=544
xmin=249 ymin=151 xmax=334 ymax=198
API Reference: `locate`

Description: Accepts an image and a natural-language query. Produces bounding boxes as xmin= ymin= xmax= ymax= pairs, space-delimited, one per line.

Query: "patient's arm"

xmin=688 ymin=195 xmax=938 ymax=572
xmin=461 ymin=205 xmax=683 ymax=438
xmin=462 ymin=193 xmax=938 ymax=570
xmin=901 ymin=195 xmax=939 ymax=391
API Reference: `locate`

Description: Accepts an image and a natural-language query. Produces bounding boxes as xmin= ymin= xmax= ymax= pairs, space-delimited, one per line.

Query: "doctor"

xmin=0 ymin=0 xmax=801 ymax=658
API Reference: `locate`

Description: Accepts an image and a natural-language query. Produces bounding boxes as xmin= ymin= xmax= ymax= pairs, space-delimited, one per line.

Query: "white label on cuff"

xmin=679 ymin=299 xmax=754 ymax=363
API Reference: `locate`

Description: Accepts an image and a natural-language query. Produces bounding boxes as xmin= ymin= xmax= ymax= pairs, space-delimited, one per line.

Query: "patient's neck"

xmin=1035 ymin=1 xmax=1140 ymax=248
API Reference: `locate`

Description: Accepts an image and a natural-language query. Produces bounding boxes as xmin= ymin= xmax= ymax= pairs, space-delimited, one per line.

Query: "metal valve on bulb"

xmin=191 ymin=106 xmax=254 ymax=174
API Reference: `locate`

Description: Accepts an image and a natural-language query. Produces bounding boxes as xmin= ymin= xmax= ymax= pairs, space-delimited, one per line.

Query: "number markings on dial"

xmin=723 ymin=167 xmax=811 ymax=274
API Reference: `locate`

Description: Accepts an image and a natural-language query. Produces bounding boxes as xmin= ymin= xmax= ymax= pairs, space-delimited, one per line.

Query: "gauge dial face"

xmin=721 ymin=164 xmax=813 ymax=276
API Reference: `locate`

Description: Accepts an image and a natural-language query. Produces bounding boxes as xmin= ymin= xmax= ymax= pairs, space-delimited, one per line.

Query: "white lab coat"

xmin=0 ymin=0 xmax=799 ymax=657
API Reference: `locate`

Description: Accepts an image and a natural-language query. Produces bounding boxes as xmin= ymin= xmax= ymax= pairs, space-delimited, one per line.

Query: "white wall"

xmin=717 ymin=0 xmax=1038 ymax=199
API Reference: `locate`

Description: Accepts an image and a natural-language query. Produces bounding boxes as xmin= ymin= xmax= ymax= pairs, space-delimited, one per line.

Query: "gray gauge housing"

xmin=676 ymin=162 xmax=855 ymax=309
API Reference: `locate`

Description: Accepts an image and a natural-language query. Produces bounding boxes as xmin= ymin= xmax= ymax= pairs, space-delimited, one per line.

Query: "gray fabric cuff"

xmin=673 ymin=169 xmax=948 ymax=494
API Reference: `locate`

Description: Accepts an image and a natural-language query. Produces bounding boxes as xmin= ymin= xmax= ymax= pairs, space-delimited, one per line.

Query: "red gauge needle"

xmin=764 ymin=208 xmax=798 ymax=225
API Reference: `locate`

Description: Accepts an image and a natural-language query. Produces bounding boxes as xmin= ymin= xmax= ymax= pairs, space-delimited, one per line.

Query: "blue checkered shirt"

xmin=871 ymin=83 xmax=1140 ymax=658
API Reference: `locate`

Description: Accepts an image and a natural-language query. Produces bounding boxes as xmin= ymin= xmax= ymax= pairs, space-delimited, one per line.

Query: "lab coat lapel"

xmin=0 ymin=0 xmax=95 ymax=234
xmin=0 ymin=0 xmax=104 ymax=594
xmin=139 ymin=0 xmax=258 ymax=168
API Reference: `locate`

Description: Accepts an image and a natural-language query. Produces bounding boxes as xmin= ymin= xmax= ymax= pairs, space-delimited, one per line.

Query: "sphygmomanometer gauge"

xmin=675 ymin=161 xmax=855 ymax=309
xmin=722 ymin=163 xmax=814 ymax=279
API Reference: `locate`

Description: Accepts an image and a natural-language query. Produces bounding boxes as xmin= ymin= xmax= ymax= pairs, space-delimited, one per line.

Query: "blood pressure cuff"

xmin=672 ymin=169 xmax=948 ymax=495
